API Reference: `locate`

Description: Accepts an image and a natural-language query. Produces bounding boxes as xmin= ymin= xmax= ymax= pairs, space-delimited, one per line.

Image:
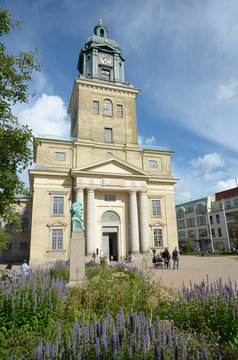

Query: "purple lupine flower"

xmin=95 ymin=337 xmax=100 ymax=360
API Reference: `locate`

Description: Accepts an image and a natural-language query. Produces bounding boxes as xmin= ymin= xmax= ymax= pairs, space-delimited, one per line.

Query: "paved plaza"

xmin=133 ymin=255 xmax=238 ymax=290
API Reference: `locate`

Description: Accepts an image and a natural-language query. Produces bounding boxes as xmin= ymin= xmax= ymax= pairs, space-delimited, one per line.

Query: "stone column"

xmin=76 ymin=188 xmax=84 ymax=216
xmin=138 ymin=191 xmax=149 ymax=253
xmin=129 ymin=190 xmax=140 ymax=253
xmin=86 ymin=188 xmax=95 ymax=255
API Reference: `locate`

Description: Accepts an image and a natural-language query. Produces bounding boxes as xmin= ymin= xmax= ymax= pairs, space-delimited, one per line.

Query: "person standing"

xmin=172 ymin=247 xmax=179 ymax=270
xmin=21 ymin=259 xmax=30 ymax=275
xmin=162 ymin=248 xmax=171 ymax=268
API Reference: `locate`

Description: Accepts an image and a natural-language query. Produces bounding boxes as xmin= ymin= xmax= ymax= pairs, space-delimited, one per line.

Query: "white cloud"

xmin=188 ymin=153 xmax=225 ymax=172
xmin=216 ymin=79 xmax=238 ymax=103
xmin=204 ymin=170 xmax=226 ymax=181
xmin=138 ymin=135 xmax=156 ymax=146
xmin=175 ymin=190 xmax=192 ymax=204
xmin=19 ymin=94 xmax=70 ymax=137
xmin=213 ymin=178 xmax=237 ymax=193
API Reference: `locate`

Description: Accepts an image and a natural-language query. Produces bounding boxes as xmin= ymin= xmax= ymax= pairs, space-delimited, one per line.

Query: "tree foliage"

xmin=184 ymin=236 xmax=193 ymax=252
xmin=0 ymin=8 xmax=41 ymax=227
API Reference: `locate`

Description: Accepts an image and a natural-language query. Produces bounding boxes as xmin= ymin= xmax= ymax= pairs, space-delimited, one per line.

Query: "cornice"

xmin=76 ymin=78 xmax=140 ymax=98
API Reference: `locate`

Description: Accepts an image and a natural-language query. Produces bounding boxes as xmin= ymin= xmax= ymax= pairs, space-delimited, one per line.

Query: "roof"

xmin=176 ymin=197 xmax=208 ymax=213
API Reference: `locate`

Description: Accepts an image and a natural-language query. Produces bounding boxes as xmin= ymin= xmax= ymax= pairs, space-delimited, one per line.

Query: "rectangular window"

xmin=55 ymin=152 xmax=65 ymax=161
xmin=149 ymin=160 xmax=157 ymax=168
xmin=20 ymin=242 xmax=28 ymax=249
xmin=53 ymin=197 xmax=64 ymax=215
xmin=151 ymin=200 xmax=161 ymax=216
xmin=197 ymin=216 xmax=206 ymax=226
xmin=104 ymin=128 xmax=112 ymax=142
xmin=216 ymin=214 xmax=220 ymax=224
xmin=211 ymin=229 xmax=215 ymax=237
xmin=234 ymin=199 xmax=238 ymax=207
xmin=209 ymin=215 xmax=213 ymax=224
xmin=117 ymin=104 xmax=123 ymax=118
xmin=218 ymin=228 xmax=222 ymax=237
xmin=93 ymin=101 xmax=99 ymax=115
xmin=225 ymin=201 xmax=231 ymax=209
xmin=153 ymin=228 xmax=163 ymax=247
xmin=177 ymin=220 xmax=185 ymax=229
xmin=186 ymin=218 xmax=195 ymax=227
xmin=101 ymin=69 xmax=110 ymax=80
xmin=52 ymin=229 xmax=63 ymax=250
xmin=188 ymin=230 xmax=196 ymax=240
xmin=104 ymin=195 xmax=116 ymax=201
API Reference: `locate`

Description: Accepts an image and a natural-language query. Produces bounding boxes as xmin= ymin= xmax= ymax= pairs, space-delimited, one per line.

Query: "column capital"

xmin=86 ymin=187 xmax=96 ymax=193
xmin=138 ymin=189 xmax=148 ymax=194
xmin=75 ymin=186 xmax=86 ymax=191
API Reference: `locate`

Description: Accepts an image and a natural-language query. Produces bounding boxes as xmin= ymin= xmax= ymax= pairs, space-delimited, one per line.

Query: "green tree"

xmin=0 ymin=8 xmax=41 ymax=228
xmin=0 ymin=229 xmax=9 ymax=252
xmin=184 ymin=236 xmax=193 ymax=252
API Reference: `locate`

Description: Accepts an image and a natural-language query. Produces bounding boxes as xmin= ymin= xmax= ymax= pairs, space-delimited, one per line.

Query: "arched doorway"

xmin=101 ymin=211 xmax=120 ymax=261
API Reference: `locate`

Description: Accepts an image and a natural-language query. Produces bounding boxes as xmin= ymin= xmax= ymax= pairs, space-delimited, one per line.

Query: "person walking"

xmin=162 ymin=248 xmax=171 ymax=268
xmin=172 ymin=247 xmax=179 ymax=270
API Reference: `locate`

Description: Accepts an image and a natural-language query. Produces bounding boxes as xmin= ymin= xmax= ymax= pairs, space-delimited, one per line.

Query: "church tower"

xmin=68 ymin=19 xmax=139 ymax=147
xmin=29 ymin=21 xmax=178 ymax=266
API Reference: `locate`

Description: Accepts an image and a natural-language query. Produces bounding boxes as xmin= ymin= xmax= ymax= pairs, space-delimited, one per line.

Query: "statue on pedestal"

xmin=70 ymin=201 xmax=85 ymax=232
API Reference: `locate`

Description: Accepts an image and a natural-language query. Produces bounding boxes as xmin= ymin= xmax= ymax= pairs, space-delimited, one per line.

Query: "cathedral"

xmin=29 ymin=21 xmax=179 ymax=265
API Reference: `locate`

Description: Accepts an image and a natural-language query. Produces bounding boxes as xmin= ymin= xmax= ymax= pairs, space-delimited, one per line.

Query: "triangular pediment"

xmin=75 ymin=157 xmax=147 ymax=176
xmin=47 ymin=220 xmax=68 ymax=228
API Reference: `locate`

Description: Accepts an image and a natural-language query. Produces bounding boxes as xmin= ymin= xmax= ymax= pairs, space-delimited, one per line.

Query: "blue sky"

xmin=2 ymin=0 xmax=238 ymax=204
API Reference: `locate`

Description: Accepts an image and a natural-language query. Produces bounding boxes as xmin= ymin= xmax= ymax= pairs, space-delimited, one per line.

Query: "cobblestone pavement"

xmin=131 ymin=255 xmax=238 ymax=290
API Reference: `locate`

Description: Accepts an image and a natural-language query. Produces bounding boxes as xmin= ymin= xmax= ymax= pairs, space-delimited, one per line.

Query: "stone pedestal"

xmin=69 ymin=232 xmax=85 ymax=282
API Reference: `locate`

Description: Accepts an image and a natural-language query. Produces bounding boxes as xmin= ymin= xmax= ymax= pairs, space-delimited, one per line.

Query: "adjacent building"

xmin=27 ymin=21 xmax=179 ymax=265
xmin=176 ymin=187 xmax=238 ymax=251
xmin=0 ymin=196 xmax=31 ymax=263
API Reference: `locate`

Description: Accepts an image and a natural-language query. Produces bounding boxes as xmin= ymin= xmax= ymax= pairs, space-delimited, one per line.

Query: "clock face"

xmin=100 ymin=54 xmax=112 ymax=65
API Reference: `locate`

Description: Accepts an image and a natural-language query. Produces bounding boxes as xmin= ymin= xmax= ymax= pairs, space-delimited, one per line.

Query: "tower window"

xmin=101 ymin=69 xmax=110 ymax=80
xmin=93 ymin=101 xmax=99 ymax=115
xmin=100 ymin=29 xmax=104 ymax=37
xmin=55 ymin=152 xmax=65 ymax=161
xmin=103 ymin=99 xmax=113 ymax=116
xmin=104 ymin=128 xmax=112 ymax=142
xmin=149 ymin=160 xmax=157 ymax=168
xmin=117 ymin=105 xmax=123 ymax=118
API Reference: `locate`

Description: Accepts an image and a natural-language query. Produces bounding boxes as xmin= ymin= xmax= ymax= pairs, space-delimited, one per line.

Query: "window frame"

xmin=101 ymin=69 xmax=110 ymax=80
xmin=152 ymin=227 xmax=163 ymax=248
xmin=52 ymin=196 xmax=64 ymax=216
xmin=92 ymin=100 xmax=99 ymax=115
xmin=149 ymin=160 xmax=157 ymax=169
xmin=151 ymin=199 xmax=161 ymax=217
xmin=104 ymin=195 xmax=116 ymax=202
xmin=116 ymin=104 xmax=123 ymax=118
xmin=55 ymin=152 xmax=65 ymax=161
xmin=103 ymin=99 xmax=113 ymax=116
xmin=51 ymin=228 xmax=64 ymax=251
xmin=104 ymin=128 xmax=113 ymax=143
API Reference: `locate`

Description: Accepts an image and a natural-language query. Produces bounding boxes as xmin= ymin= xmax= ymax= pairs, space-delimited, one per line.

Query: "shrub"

xmin=12 ymin=308 xmax=220 ymax=359
xmin=170 ymin=277 xmax=238 ymax=345
xmin=0 ymin=270 xmax=67 ymax=334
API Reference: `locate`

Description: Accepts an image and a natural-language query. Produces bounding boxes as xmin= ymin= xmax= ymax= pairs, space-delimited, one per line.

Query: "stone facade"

xmin=28 ymin=21 xmax=179 ymax=265
xmin=0 ymin=197 xmax=31 ymax=263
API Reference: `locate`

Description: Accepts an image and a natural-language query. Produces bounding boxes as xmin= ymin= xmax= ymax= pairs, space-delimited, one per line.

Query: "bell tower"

xmin=69 ymin=20 xmax=139 ymax=146
xmin=77 ymin=19 xmax=125 ymax=83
